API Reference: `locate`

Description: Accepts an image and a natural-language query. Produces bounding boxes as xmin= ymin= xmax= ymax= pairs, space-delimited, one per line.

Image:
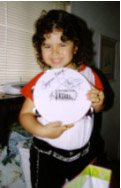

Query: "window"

xmin=0 ymin=1 xmax=68 ymax=92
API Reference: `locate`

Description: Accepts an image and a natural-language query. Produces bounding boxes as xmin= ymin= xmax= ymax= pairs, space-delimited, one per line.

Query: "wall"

xmin=71 ymin=1 xmax=120 ymax=159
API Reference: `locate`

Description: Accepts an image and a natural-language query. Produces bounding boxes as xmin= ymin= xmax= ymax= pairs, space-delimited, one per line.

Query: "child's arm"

xmin=19 ymin=97 xmax=73 ymax=138
xmin=87 ymin=84 xmax=105 ymax=113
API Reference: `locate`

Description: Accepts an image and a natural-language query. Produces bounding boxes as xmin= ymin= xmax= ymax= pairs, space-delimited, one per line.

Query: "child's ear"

xmin=74 ymin=46 xmax=78 ymax=54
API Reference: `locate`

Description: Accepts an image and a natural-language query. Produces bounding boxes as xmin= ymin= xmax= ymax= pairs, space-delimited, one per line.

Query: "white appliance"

xmin=3 ymin=82 xmax=27 ymax=95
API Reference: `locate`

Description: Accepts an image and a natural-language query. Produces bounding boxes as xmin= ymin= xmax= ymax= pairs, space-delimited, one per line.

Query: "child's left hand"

xmin=87 ymin=84 xmax=105 ymax=113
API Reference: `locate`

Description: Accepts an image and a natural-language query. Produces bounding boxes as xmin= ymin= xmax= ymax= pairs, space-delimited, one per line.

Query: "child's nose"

xmin=52 ymin=47 xmax=59 ymax=55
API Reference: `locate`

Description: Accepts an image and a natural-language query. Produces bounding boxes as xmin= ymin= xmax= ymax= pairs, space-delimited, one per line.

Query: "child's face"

xmin=41 ymin=30 xmax=77 ymax=68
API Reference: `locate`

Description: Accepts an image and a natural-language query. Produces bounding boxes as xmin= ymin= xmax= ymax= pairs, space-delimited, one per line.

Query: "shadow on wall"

xmin=89 ymin=66 xmax=120 ymax=186
xmin=90 ymin=65 xmax=115 ymax=160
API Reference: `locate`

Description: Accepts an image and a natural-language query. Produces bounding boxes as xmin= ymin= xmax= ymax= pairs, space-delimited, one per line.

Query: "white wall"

xmin=71 ymin=1 xmax=120 ymax=159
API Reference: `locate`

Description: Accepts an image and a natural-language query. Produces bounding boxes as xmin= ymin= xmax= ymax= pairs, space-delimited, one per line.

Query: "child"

xmin=19 ymin=10 xmax=105 ymax=188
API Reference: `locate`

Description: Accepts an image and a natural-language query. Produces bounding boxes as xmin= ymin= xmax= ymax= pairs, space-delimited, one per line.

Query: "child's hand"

xmin=43 ymin=122 xmax=74 ymax=139
xmin=87 ymin=84 xmax=105 ymax=113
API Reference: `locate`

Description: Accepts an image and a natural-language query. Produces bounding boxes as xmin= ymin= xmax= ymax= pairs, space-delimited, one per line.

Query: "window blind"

xmin=0 ymin=1 xmax=67 ymax=92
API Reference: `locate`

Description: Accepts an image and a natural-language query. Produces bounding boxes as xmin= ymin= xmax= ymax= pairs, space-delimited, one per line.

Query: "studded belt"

xmin=32 ymin=138 xmax=90 ymax=162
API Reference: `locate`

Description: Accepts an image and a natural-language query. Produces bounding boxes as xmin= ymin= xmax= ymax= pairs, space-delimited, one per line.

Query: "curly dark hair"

xmin=32 ymin=9 xmax=94 ymax=68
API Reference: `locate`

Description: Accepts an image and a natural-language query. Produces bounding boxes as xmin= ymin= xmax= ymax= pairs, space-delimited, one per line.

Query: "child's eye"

xmin=60 ymin=43 xmax=66 ymax=47
xmin=44 ymin=45 xmax=51 ymax=49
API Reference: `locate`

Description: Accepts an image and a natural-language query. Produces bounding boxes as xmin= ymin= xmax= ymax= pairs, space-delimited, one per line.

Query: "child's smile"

xmin=51 ymin=58 xmax=63 ymax=65
xmin=41 ymin=30 xmax=77 ymax=68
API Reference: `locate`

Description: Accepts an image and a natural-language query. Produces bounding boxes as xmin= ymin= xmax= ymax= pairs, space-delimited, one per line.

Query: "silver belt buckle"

xmin=53 ymin=142 xmax=90 ymax=162
xmin=53 ymin=151 xmax=81 ymax=162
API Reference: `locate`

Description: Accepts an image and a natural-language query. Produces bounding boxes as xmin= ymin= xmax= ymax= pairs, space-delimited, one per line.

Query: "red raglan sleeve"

xmin=20 ymin=72 xmax=44 ymax=101
xmin=91 ymin=69 xmax=104 ymax=90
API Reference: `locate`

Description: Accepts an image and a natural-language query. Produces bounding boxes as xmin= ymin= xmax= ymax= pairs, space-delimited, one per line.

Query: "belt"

xmin=32 ymin=139 xmax=90 ymax=162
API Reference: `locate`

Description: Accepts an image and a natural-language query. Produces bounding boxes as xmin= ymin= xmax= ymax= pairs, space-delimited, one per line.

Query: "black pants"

xmin=30 ymin=137 xmax=96 ymax=188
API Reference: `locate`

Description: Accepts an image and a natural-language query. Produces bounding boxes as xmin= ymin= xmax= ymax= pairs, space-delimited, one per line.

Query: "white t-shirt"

xmin=21 ymin=65 xmax=104 ymax=150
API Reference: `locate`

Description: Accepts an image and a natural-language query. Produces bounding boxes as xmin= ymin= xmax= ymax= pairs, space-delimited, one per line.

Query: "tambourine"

xmin=33 ymin=68 xmax=91 ymax=124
